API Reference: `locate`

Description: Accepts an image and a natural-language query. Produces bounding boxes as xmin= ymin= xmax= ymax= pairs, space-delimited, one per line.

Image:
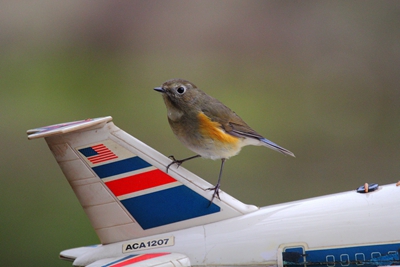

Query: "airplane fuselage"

xmin=72 ymin=183 xmax=400 ymax=266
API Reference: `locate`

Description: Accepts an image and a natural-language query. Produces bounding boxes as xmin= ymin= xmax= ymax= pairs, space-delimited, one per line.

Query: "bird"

xmin=154 ymin=78 xmax=295 ymax=203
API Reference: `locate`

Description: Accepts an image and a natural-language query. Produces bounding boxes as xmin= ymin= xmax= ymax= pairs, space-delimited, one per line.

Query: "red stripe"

xmin=105 ymin=169 xmax=177 ymax=196
xmin=109 ymin=253 xmax=169 ymax=267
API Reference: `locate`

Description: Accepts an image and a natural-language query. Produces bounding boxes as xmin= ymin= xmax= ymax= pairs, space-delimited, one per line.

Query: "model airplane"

xmin=27 ymin=116 xmax=400 ymax=267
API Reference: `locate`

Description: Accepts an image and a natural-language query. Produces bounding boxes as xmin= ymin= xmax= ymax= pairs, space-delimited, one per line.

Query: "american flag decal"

xmin=79 ymin=144 xmax=118 ymax=164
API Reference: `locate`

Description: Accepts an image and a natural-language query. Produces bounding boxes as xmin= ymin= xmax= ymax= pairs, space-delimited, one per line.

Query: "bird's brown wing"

xmin=200 ymin=97 xmax=264 ymax=140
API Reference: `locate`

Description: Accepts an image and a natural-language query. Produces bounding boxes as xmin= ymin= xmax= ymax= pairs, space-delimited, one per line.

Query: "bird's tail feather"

xmin=260 ymin=138 xmax=295 ymax=157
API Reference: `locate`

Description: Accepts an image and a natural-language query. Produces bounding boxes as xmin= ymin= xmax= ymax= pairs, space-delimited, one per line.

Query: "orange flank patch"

xmin=197 ymin=112 xmax=239 ymax=144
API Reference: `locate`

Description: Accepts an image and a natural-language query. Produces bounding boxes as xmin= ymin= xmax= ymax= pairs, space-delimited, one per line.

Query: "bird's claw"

xmin=207 ymin=184 xmax=221 ymax=206
xmin=166 ymin=154 xmax=201 ymax=173
xmin=166 ymin=155 xmax=183 ymax=173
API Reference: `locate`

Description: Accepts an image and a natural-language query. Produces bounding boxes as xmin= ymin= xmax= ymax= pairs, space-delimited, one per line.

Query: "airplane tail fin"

xmin=28 ymin=116 xmax=257 ymax=244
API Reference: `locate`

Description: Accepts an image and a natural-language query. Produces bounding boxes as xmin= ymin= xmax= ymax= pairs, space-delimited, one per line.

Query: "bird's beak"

xmin=154 ymin=87 xmax=165 ymax=93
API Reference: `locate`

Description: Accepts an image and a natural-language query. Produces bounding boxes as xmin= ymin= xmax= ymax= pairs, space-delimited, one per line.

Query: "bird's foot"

xmin=166 ymin=155 xmax=184 ymax=173
xmin=166 ymin=154 xmax=201 ymax=173
xmin=207 ymin=184 xmax=221 ymax=206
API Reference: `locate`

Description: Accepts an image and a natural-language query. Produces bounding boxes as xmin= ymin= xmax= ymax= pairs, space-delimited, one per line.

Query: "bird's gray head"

xmin=154 ymin=79 xmax=205 ymax=112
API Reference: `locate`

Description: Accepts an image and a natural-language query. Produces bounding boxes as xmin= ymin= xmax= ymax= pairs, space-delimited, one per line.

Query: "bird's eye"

xmin=176 ymin=86 xmax=186 ymax=94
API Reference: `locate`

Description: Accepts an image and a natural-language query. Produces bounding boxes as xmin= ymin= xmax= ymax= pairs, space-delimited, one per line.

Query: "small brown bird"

xmin=154 ymin=79 xmax=294 ymax=202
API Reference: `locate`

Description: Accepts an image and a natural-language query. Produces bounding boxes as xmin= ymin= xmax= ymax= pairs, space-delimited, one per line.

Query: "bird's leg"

xmin=207 ymin=158 xmax=226 ymax=205
xmin=166 ymin=154 xmax=201 ymax=173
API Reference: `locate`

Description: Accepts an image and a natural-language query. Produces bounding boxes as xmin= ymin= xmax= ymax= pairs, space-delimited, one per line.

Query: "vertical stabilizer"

xmin=28 ymin=117 xmax=258 ymax=244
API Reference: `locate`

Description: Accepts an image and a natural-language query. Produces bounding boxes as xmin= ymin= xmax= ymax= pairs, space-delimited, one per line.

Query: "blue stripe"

xmin=284 ymin=243 xmax=400 ymax=267
xmin=306 ymin=243 xmax=400 ymax=264
xmin=92 ymin=157 xmax=151 ymax=178
xmin=79 ymin=147 xmax=97 ymax=157
xmin=102 ymin=254 xmax=137 ymax=267
xmin=121 ymin=185 xmax=220 ymax=229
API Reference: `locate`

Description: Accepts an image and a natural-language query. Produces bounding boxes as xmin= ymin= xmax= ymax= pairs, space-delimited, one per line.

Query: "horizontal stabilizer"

xmin=27 ymin=117 xmax=112 ymax=140
xmin=59 ymin=245 xmax=101 ymax=262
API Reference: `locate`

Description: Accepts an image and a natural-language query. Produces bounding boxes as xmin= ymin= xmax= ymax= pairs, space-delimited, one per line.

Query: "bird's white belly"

xmin=180 ymin=136 xmax=252 ymax=160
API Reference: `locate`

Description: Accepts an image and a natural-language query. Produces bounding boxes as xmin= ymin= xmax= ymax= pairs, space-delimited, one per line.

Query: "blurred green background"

xmin=1 ymin=1 xmax=399 ymax=266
